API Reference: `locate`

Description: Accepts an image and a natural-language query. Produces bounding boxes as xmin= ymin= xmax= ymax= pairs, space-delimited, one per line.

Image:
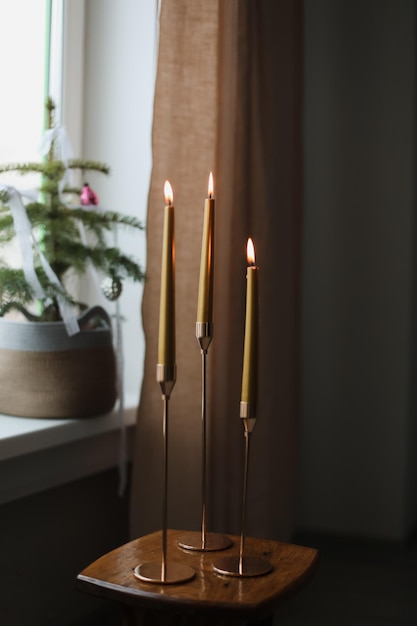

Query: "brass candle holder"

xmin=177 ymin=323 xmax=232 ymax=552
xmin=134 ymin=365 xmax=195 ymax=584
xmin=212 ymin=403 xmax=272 ymax=577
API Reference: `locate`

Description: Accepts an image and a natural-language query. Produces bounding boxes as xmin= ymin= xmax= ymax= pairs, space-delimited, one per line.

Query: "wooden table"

xmin=77 ymin=529 xmax=318 ymax=625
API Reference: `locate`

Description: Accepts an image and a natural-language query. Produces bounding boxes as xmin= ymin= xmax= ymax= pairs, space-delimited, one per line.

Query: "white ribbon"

xmin=0 ymin=184 xmax=79 ymax=335
xmin=38 ymin=249 xmax=79 ymax=335
xmin=38 ymin=125 xmax=73 ymax=165
xmin=75 ymin=205 xmax=102 ymax=297
xmin=0 ymin=185 xmax=45 ymax=300
xmin=38 ymin=125 xmax=74 ymax=194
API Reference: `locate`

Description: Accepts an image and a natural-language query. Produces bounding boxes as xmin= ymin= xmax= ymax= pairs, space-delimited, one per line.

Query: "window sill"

xmin=0 ymin=393 xmax=138 ymax=505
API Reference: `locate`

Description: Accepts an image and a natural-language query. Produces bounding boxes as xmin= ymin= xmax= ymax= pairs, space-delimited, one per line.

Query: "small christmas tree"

xmin=0 ymin=98 xmax=145 ymax=323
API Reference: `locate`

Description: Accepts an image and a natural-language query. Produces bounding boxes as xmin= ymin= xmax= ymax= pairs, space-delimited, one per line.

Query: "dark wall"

xmin=300 ymin=0 xmax=416 ymax=540
xmin=0 ymin=469 xmax=129 ymax=626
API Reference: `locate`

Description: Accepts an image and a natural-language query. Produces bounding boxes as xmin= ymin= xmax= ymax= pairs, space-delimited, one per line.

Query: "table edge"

xmin=76 ymin=532 xmax=320 ymax=618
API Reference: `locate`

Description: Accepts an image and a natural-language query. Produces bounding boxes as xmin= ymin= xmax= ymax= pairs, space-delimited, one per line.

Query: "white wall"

xmin=81 ymin=0 xmax=157 ymax=401
xmin=300 ymin=0 xmax=416 ymax=541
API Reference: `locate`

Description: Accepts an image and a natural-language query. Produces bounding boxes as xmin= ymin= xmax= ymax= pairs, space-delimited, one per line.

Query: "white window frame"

xmin=46 ymin=0 xmax=85 ymax=152
xmin=61 ymin=0 xmax=85 ymax=156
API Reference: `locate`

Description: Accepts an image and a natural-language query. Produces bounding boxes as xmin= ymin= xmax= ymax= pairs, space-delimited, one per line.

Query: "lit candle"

xmin=240 ymin=238 xmax=258 ymax=408
xmin=157 ymin=181 xmax=175 ymax=367
xmin=197 ymin=172 xmax=215 ymax=324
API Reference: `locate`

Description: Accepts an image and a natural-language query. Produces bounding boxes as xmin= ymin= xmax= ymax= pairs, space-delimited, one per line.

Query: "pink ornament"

xmin=80 ymin=183 xmax=99 ymax=206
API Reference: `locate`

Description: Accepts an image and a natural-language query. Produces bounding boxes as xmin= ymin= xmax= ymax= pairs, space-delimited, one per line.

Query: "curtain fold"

xmin=130 ymin=0 xmax=303 ymax=543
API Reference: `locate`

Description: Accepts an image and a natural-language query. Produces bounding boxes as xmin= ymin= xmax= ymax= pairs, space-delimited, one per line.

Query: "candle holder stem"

xmin=238 ymin=429 xmax=251 ymax=575
xmin=201 ymin=348 xmax=208 ymax=547
xmin=134 ymin=369 xmax=195 ymax=584
xmin=177 ymin=323 xmax=231 ymax=552
xmin=161 ymin=393 xmax=169 ymax=581
xmin=212 ymin=419 xmax=272 ymax=577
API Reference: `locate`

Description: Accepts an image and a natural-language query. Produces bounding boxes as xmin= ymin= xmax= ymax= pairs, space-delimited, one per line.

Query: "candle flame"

xmin=164 ymin=180 xmax=173 ymax=205
xmin=247 ymin=238 xmax=256 ymax=265
xmin=208 ymin=172 xmax=214 ymax=198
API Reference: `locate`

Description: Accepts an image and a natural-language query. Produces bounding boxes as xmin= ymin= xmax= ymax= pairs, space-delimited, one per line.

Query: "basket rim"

xmin=0 ymin=305 xmax=112 ymax=332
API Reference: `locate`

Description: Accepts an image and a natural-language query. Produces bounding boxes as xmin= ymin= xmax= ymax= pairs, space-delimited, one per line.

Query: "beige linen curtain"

xmin=130 ymin=0 xmax=303 ymax=543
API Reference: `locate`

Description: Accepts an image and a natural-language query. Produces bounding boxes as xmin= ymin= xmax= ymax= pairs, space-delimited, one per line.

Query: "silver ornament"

xmin=101 ymin=276 xmax=122 ymax=301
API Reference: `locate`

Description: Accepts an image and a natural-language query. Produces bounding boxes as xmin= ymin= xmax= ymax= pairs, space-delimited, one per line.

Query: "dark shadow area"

xmin=274 ymin=532 xmax=417 ymax=625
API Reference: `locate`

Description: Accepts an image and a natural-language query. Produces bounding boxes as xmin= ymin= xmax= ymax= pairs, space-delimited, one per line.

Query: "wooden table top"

xmin=77 ymin=529 xmax=319 ymax=620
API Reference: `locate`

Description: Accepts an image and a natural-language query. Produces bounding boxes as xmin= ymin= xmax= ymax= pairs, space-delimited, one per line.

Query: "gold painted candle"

xmin=157 ymin=181 xmax=175 ymax=367
xmin=197 ymin=172 xmax=215 ymax=324
xmin=240 ymin=238 xmax=259 ymax=407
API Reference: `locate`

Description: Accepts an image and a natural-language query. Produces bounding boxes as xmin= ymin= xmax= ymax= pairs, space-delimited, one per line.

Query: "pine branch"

xmin=0 ymin=162 xmax=57 ymax=176
xmin=68 ymin=159 xmax=110 ymax=175
xmin=0 ymin=97 xmax=146 ymax=321
xmin=0 ymin=266 xmax=36 ymax=303
xmin=69 ymin=207 xmax=145 ymax=231
xmin=61 ymin=186 xmax=83 ymax=195
xmin=0 ymin=209 xmax=14 ymax=241
xmin=101 ymin=210 xmax=145 ymax=230
xmin=90 ymin=246 xmax=145 ymax=282
xmin=0 ymin=301 xmax=41 ymax=321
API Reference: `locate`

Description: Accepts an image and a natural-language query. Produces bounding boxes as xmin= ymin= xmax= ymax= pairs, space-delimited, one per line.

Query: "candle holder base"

xmin=134 ymin=561 xmax=195 ymax=584
xmin=212 ymin=555 xmax=272 ymax=578
xmin=177 ymin=531 xmax=232 ymax=552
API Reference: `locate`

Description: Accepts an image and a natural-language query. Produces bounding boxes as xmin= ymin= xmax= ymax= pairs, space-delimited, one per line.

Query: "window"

xmin=0 ymin=0 xmax=67 ymax=282
xmin=0 ymin=0 xmax=84 ymax=181
xmin=0 ymin=0 xmax=51 ymax=189
xmin=0 ymin=1 xmax=157 ymax=500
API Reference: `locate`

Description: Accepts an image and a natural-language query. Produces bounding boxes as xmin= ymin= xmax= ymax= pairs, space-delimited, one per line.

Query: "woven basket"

xmin=0 ymin=306 xmax=117 ymax=419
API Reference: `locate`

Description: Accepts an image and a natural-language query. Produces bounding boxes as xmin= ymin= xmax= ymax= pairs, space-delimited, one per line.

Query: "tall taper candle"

xmin=197 ymin=172 xmax=215 ymax=324
xmin=158 ymin=181 xmax=175 ymax=367
xmin=240 ymin=238 xmax=258 ymax=408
